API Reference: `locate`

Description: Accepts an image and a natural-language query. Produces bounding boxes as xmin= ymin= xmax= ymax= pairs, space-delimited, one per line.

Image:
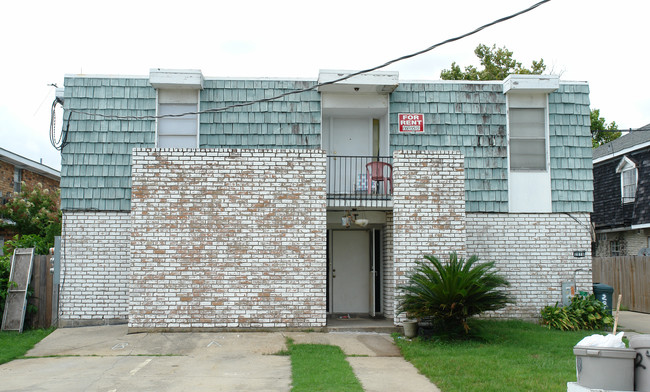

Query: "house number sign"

xmin=398 ymin=113 xmax=424 ymax=133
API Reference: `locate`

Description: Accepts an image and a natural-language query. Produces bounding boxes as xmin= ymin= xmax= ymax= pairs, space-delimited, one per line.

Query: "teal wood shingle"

xmin=390 ymin=82 xmax=509 ymax=213
xmin=61 ymin=76 xmax=156 ymax=211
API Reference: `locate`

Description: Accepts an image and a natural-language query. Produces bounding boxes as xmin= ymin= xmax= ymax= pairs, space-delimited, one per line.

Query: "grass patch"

xmin=282 ymin=338 xmax=363 ymax=392
xmin=394 ymin=319 xmax=603 ymax=392
xmin=0 ymin=327 xmax=55 ymax=365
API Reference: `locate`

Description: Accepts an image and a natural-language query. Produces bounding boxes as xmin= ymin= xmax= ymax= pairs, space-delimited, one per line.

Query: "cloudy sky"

xmin=1 ymin=0 xmax=648 ymax=171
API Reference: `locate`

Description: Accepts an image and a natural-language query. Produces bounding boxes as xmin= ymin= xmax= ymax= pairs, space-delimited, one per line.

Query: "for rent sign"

xmin=398 ymin=113 xmax=424 ymax=132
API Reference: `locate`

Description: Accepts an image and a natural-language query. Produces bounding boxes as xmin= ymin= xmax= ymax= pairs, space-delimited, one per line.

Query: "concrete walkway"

xmin=0 ymin=325 xmax=440 ymax=392
xmin=617 ymin=310 xmax=650 ymax=334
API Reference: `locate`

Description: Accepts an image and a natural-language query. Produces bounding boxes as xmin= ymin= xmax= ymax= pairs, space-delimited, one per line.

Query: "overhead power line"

xmin=65 ymin=0 xmax=550 ymax=121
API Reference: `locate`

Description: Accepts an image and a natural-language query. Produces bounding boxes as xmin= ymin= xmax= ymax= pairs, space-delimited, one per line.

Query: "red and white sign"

xmin=398 ymin=113 xmax=424 ymax=133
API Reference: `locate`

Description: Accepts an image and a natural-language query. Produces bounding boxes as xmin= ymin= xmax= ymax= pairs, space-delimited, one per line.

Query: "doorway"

xmin=328 ymin=229 xmax=381 ymax=316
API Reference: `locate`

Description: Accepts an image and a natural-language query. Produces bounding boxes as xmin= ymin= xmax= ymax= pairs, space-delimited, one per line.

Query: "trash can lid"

xmin=573 ymin=346 xmax=637 ymax=359
xmin=592 ymin=283 xmax=614 ymax=292
xmin=629 ymin=334 xmax=650 ymax=349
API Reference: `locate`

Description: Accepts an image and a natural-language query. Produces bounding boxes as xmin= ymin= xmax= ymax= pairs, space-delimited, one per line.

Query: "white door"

xmin=329 ymin=117 xmax=372 ymax=156
xmin=332 ymin=230 xmax=370 ymax=313
xmin=327 ymin=117 xmax=372 ymax=194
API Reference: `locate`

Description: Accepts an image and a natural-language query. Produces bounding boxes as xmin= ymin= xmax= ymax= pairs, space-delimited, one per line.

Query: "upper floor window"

xmin=509 ymin=107 xmax=546 ymax=171
xmin=616 ymin=156 xmax=637 ymax=204
xmin=13 ymin=168 xmax=22 ymax=193
xmin=149 ymin=69 xmax=204 ymax=149
xmin=157 ymin=89 xmax=199 ymax=148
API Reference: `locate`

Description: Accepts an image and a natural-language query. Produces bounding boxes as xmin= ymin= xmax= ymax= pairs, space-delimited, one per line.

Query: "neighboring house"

xmin=0 ymin=147 xmax=60 ymax=244
xmin=592 ymin=125 xmax=650 ymax=257
xmin=58 ymin=69 xmax=594 ymax=330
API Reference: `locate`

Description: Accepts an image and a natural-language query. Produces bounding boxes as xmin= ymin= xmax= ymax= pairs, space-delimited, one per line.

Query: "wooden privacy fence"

xmin=25 ymin=255 xmax=55 ymax=329
xmin=592 ymin=256 xmax=650 ymax=314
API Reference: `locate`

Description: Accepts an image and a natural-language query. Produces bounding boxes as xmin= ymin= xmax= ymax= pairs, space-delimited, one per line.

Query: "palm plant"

xmin=398 ymin=252 xmax=514 ymax=336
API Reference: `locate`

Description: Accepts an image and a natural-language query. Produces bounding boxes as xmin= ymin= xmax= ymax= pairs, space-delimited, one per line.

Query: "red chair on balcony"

xmin=366 ymin=161 xmax=393 ymax=195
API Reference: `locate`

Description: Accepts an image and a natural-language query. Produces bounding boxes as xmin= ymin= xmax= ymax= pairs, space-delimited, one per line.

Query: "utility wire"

xmin=65 ymin=0 xmax=550 ymax=121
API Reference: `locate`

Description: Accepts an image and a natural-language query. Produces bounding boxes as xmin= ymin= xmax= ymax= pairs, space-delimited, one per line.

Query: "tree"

xmin=591 ymin=109 xmax=620 ymax=148
xmin=440 ymin=44 xmax=546 ymax=81
xmin=0 ymin=182 xmax=61 ymax=247
xmin=441 ymin=44 xmax=620 ymax=148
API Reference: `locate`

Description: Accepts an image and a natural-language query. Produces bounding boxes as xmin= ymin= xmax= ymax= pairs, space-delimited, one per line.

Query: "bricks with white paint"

xmin=59 ymin=211 xmax=131 ymax=326
xmin=129 ymin=148 xmax=327 ymax=330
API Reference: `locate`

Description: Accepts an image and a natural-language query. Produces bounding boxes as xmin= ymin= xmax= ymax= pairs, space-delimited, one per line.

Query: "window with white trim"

xmin=616 ymin=157 xmax=637 ymax=204
xmin=610 ymin=240 xmax=621 ymax=256
xmin=157 ymin=89 xmax=199 ymax=148
xmin=13 ymin=168 xmax=22 ymax=193
xmin=509 ymin=108 xmax=546 ymax=171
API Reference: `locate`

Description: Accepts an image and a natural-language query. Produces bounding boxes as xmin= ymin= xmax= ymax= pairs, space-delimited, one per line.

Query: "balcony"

xmin=327 ymin=156 xmax=393 ymax=209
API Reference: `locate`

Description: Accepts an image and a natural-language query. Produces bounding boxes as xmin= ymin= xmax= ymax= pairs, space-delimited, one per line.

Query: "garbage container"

xmin=630 ymin=334 xmax=650 ymax=392
xmin=573 ymin=346 xmax=636 ymax=390
xmin=593 ymin=283 xmax=614 ymax=315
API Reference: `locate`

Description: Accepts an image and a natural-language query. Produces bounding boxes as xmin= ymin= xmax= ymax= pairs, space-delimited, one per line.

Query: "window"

xmin=610 ymin=240 xmax=621 ymax=256
xmin=509 ymin=108 xmax=546 ymax=170
xmin=13 ymin=168 xmax=22 ymax=193
xmin=157 ymin=89 xmax=199 ymax=148
xmin=616 ymin=157 xmax=637 ymax=204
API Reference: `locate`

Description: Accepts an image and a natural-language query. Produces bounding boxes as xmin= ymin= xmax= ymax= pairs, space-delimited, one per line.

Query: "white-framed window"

xmin=13 ymin=168 xmax=22 ymax=193
xmin=156 ymin=89 xmax=199 ymax=148
xmin=506 ymin=92 xmax=552 ymax=213
xmin=610 ymin=240 xmax=621 ymax=256
xmin=616 ymin=156 xmax=637 ymax=204
xmin=509 ymin=107 xmax=546 ymax=171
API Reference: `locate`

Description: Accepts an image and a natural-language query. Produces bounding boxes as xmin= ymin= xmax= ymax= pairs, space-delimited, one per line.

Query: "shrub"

xmin=398 ymin=252 xmax=514 ymax=337
xmin=541 ymin=294 xmax=613 ymax=331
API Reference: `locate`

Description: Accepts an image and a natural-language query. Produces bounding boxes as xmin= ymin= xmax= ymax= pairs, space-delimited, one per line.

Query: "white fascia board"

xmin=317 ymin=69 xmax=399 ymax=93
xmin=503 ymin=74 xmax=560 ymax=94
xmin=593 ymin=141 xmax=650 ymax=164
xmin=0 ymin=148 xmax=60 ymax=180
xmin=631 ymin=223 xmax=650 ymax=230
xmin=149 ymin=69 xmax=204 ymax=90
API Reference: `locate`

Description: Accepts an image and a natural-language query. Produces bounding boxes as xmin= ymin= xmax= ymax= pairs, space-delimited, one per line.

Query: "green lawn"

xmin=394 ymin=320 xmax=602 ymax=392
xmin=282 ymin=338 xmax=363 ymax=392
xmin=0 ymin=327 xmax=55 ymax=365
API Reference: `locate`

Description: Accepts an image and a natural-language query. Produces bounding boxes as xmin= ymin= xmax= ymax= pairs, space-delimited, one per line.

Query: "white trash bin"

xmin=573 ymin=346 xmax=636 ymax=391
xmin=630 ymin=334 xmax=650 ymax=392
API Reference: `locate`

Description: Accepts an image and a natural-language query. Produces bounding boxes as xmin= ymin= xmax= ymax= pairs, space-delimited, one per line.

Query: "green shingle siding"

xmin=390 ymin=83 xmax=509 ymax=212
xmin=199 ymin=79 xmax=321 ymax=150
xmin=61 ymin=76 xmax=591 ymax=214
xmin=390 ymin=82 xmax=592 ymax=213
xmin=61 ymin=76 xmax=156 ymax=211
xmin=549 ymin=84 xmax=593 ymax=213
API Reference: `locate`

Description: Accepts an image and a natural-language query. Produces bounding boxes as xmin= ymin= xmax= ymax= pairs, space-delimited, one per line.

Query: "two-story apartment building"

xmin=58 ymin=69 xmax=594 ymax=330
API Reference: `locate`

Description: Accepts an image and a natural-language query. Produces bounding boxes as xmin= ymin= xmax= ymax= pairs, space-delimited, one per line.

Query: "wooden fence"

xmin=25 ymin=255 xmax=56 ymax=329
xmin=592 ymin=256 xmax=650 ymax=314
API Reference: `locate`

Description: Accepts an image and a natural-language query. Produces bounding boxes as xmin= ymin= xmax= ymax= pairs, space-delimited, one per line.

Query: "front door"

xmin=331 ymin=230 xmax=370 ymax=313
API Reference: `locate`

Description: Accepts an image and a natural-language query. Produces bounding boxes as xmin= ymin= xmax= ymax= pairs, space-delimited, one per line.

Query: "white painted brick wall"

xmin=59 ymin=211 xmax=131 ymax=325
xmin=392 ymin=150 xmax=467 ymax=322
xmin=382 ymin=211 xmax=394 ymax=319
xmin=466 ymin=212 xmax=593 ymax=319
xmin=130 ymin=148 xmax=327 ymax=329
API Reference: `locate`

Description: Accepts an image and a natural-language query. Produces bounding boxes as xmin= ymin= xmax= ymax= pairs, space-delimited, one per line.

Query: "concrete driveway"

xmin=0 ymin=325 xmax=440 ymax=392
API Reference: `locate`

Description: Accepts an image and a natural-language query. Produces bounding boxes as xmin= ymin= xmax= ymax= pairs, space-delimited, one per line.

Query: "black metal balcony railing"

xmin=327 ymin=156 xmax=393 ymax=207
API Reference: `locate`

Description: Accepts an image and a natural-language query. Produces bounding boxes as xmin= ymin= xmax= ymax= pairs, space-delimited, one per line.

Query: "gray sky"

xmin=1 ymin=0 xmax=648 ymax=171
